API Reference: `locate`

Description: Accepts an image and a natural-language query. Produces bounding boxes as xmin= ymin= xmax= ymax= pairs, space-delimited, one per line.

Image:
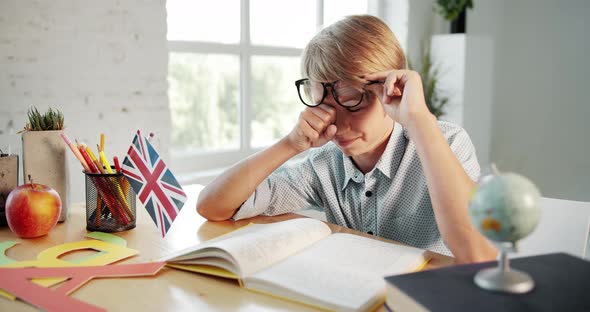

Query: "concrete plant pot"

xmin=22 ymin=130 xmax=70 ymax=222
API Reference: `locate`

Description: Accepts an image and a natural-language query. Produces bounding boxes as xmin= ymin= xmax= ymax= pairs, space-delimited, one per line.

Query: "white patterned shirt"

xmin=233 ymin=121 xmax=480 ymax=256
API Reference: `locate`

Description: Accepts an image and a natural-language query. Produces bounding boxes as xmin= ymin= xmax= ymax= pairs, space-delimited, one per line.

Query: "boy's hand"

xmin=363 ymin=70 xmax=434 ymax=130
xmin=287 ymin=104 xmax=337 ymax=153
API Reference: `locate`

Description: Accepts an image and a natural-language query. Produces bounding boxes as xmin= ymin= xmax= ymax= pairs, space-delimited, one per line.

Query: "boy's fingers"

xmin=364 ymin=70 xmax=411 ymax=97
xmin=312 ymin=104 xmax=336 ymax=123
xmin=307 ymin=105 xmax=336 ymax=131
xmin=303 ymin=110 xmax=330 ymax=133
xmin=384 ymin=73 xmax=402 ymax=96
xmin=315 ymin=124 xmax=337 ymax=147
xmin=323 ymin=124 xmax=337 ymax=141
xmin=298 ymin=119 xmax=319 ymax=142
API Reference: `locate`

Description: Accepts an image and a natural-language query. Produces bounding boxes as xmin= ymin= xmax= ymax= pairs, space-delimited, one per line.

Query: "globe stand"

xmin=474 ymin=242 xmax=535 ymax=294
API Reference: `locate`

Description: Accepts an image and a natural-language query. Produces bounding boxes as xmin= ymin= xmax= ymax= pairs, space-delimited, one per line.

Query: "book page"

xmin=163 ymin=218 xmax=331 ymax=278
xmin=245 ymin=233 xmax=427 ymax=312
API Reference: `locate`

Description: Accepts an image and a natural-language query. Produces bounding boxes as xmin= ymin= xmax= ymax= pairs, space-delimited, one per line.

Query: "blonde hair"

xmin=301 ymin=15 xmax=406 ymax=82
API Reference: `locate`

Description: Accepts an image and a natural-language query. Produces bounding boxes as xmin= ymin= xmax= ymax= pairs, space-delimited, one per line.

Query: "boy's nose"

xmin=334 ymin=106 xmax=351 ymax=131
xmin=322 ymin=92 xmax=337 ymax=106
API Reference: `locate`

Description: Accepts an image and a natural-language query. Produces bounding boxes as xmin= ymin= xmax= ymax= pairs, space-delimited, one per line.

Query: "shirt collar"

xmin=341 ymin=122 xmax=408 ymax=191
xmin=342 ymin=155 xmax=360 ymax=190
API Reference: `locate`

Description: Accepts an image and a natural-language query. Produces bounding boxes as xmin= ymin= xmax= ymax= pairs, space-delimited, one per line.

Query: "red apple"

xmin=5 ymin=181 xmax=61 ymax=238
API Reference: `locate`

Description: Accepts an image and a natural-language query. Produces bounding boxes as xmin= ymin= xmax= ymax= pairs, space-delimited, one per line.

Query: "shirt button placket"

xmin=364 ymin=173 xmax=377 ymax=235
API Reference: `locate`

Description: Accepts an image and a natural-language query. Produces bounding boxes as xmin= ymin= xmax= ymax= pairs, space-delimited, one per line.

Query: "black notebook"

xmin=384 ymin=253 xmax=590 ymax=312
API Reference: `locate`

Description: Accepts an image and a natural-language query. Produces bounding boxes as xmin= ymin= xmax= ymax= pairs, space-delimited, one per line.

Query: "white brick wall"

xmin=0 ymin=0 xmax=170 ymax=203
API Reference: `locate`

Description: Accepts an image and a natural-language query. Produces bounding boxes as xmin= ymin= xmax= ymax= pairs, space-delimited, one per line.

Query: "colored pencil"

xmin=100 ymin=133 xmax=105 ymax=152
xmin=85 ymin=146 xmax=106 ymax=174
xmin=113 ymin=156 xmax=122 ymax=173
xmin=77 ymin=143 xmax=98 ymax=173
xmin=60 ymin=133 xmax=90 ymax=172
xmin=98 ymin=145 xmax=113 ymax=174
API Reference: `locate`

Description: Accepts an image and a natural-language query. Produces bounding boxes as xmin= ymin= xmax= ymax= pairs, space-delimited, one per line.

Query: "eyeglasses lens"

xmin=300 ymin=80 xmax=324 ymax=106
xmin=298 ymin=80 xmax=378 ymax=108
xmin=333 ymin=81 xmax=365 ymax=107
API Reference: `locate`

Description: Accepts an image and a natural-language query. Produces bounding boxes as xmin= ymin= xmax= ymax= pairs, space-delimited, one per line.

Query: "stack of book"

xmin=384 ymin=253 xmax=590 ymax=312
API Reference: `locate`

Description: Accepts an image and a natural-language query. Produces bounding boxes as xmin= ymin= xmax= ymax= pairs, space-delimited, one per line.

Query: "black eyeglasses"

xmin=295 ymin=78 xmax=383 ymax=111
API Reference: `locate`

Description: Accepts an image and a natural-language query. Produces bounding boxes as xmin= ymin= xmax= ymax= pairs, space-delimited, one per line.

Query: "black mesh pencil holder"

xmin=85 ymin=169 xmax=136 ymax=232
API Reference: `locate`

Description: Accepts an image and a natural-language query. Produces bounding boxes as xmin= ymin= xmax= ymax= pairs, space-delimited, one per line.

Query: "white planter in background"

xmin=430 ymin=34 xmax=466 ymax=126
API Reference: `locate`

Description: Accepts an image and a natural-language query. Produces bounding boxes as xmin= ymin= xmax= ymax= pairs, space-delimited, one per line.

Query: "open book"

xmin=161 ymin=218 xmax=429 ymax=312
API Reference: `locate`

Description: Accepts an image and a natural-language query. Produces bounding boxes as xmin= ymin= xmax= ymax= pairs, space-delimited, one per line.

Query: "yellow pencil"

xmin=100 ymin=133 xmax=105 ymax=152
xmin=98 ymin=144 xmax=113 ymax=174
xmin=85 ymin=145 xmax=106 ymax=174
xmin=95 ymin=145 xmax=132 ymax=224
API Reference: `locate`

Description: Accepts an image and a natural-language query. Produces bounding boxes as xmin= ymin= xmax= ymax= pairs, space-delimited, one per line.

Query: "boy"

xmin=197 ymin=15 xmax=496 ymax=263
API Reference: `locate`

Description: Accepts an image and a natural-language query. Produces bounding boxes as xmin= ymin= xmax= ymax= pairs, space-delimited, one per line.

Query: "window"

xmin=167 ymin=0 xmax=375 ymax=182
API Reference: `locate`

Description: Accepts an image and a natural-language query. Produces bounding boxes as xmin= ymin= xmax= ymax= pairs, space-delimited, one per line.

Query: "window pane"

xmin=168 ymin=53 xmax=240 ymax=153
xmin=166 ymin=0 xmax=240 ymax=43
xmin=324 ymin=0 xmax=368 ymax=27
xmin=251 ymin=56 xmax=301 ymax=147
xmin=250 ymin=0 xmax=316 ymax=48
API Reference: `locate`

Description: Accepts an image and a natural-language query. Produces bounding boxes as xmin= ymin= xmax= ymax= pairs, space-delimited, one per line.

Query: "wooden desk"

xmin=0 ymin=185 xmax=454 ymax=311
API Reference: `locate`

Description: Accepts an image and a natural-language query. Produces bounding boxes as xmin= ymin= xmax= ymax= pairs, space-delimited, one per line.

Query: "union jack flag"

xmin=121 ymin=130 xmax=187 ymax=237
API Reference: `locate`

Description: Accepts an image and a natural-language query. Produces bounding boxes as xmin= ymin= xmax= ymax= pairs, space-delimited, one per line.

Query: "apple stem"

xmin=28 ymin=174 xmax=34 ymax=188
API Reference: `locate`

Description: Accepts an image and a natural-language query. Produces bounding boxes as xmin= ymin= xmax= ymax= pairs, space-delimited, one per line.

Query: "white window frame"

xmin=168 ymin=0 xmax=385 ymax=183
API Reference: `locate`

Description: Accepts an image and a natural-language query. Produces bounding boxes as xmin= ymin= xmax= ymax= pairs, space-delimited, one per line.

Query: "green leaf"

xmin=24 ymin=106 xmax=65 ymax=131
xmin=435 ymin=0 xmax=473 ymax=21
xmin=408 ymin=41 xmax=449 ymax=118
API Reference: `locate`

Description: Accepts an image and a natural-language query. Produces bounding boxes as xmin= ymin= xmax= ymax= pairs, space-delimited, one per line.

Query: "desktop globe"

xmin=469 ymin=172 xmax=542 ymax=243
xmin=468 ymin=166 xmax=542 ymax=294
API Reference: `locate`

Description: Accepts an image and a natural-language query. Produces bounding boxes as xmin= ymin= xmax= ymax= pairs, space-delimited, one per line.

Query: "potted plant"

xmin=409 ymin=44 xmax=449 ymax=119
xmin=435 ymin=0 xmax=474 ymax=33
xmin=20 ymin=107 xmax=70 ymax=222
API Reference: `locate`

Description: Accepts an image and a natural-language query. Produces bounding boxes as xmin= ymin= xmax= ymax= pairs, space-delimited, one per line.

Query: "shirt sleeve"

xmin=232 ymin=155 xmax=323 ymax=220
xmin=448 ymin=127 xmax=481 ymax=182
